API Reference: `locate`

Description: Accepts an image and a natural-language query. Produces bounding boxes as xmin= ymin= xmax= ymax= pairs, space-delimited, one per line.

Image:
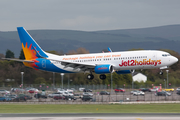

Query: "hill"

xmin=0 ymin=24 xmax=180 ymax=57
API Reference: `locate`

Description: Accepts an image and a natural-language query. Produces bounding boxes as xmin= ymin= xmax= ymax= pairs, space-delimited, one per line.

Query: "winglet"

xmin=108 ymin=47 xmax=112 ymax=52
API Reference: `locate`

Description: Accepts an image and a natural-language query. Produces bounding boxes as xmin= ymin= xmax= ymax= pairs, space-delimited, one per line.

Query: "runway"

xmin=0 ymin=113 xmax=180 ymax=120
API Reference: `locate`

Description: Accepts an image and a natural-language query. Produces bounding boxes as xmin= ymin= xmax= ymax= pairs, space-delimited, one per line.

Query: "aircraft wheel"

xmin=99 ymin=74 xmax=106 ymax=80
xmin=87 ymin=74 xmax=94 ymax=80
xmin=160 ymin=70 xmax=163 ymax=75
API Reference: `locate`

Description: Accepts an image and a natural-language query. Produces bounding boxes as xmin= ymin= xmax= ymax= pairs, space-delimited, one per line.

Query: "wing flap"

xmin=46 ymin=58 xmax=96 ymax=71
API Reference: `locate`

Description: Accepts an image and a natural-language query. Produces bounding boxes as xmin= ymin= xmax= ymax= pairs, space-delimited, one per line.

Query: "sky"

xmin=0 ymin=0 xmax=180 ymax=31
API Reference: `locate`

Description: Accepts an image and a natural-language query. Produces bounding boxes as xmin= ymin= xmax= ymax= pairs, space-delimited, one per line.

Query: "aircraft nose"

xmin=172 ymin=56 xmax=178 ymax=64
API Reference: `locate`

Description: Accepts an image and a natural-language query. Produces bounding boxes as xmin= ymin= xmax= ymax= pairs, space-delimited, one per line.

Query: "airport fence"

xmin=0 ymin=84 xmax=180 ymax=103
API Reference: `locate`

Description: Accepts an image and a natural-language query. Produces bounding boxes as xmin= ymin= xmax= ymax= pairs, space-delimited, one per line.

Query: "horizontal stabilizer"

xmin=1 ymin=58 xmax=34 ymax=63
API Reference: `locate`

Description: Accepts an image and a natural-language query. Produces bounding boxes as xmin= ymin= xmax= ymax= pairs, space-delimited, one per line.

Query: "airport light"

xmin=160 ymin=84 xmax=161 ymax=90
xmin=68 ymin=74 xmax=70 ymax=89
xmin=61 ymin=73 xmax=64 ymax=89
xmin=166 ymin=70 xmax=169 ymax=88
xmin=131 ymin=72 xmax=134 ymax=89
xmin=111 ymin=72 xmax=113 ymax=94
xmin=53 ymin=72 xmax=55 ymax=89
xmin=21 ymin=72 xmax=24 ymax=89
xmin=70 ymin=79 xmax=72 ymax=88
xmin=164 ymin=79 xmax=166 ymax=89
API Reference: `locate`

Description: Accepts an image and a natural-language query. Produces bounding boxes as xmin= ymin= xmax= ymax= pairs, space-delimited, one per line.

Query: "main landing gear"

xmin=87 ymin=74 xmax=94 ymax=80
xmin=99 ymin=74 xmax=106 ymax=80
xmin=87 ymin=74 xmax=106 ymax=80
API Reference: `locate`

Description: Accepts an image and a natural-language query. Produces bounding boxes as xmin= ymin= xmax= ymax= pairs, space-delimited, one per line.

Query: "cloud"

xmin=59 ymin=16 xmax=114 ymax=30
xmin=1 ymin=0 xmax=180 ymax=31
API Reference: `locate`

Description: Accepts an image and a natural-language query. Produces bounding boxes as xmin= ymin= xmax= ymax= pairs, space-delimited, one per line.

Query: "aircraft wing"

xmin=46 ymin=58 xmax=96 ymax=72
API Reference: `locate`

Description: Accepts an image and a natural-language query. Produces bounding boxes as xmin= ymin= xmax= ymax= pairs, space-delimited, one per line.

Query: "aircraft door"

xmin=42 ymin=60 xmax=46 ymax=68
xmin=150 ymin=52 xmax=157 ymax=68
xmin=153 ymin=52 xmax=157 ymax=60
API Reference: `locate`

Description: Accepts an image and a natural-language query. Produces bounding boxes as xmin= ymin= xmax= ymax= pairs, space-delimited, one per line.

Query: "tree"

xmin=76 ymin=48 xmax=89 ymax=54
xmin=106 ymin=72 xmax=132 ymax=87
xmin=67 ymin=48 xmax=89 ymax=55
xmin=0 ymin=53 xmax=5 ymax=58
xmin=34 ymin=77 xmax=46 ymax=84
xmin=5 ymin=49 xmax=14 ymax=58
xmin=46 ymin=50 xmax=61 ymax=55
xmin=19 ymin=49 xmax=25 ymax=59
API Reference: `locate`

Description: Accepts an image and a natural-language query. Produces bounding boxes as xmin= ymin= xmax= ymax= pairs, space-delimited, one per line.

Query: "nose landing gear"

xmin=160 ymin=70 xmax=163 ymax=75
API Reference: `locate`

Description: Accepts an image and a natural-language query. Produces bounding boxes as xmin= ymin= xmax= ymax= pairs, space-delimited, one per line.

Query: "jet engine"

xmin=94 ymin=64 xmax=113 ymax=74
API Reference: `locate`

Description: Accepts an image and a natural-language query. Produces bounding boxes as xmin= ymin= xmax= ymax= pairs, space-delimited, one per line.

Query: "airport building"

xmin=132 ymin=72 xmax=147 ymax=82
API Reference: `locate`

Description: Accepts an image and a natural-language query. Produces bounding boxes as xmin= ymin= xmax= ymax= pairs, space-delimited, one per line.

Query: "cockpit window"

xmin=162 ymin=54 xmax=171 ymax=57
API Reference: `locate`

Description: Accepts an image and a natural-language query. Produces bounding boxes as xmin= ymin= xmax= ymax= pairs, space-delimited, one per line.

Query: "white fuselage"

xmin=45 ymin=50 xmax=178 ymax=73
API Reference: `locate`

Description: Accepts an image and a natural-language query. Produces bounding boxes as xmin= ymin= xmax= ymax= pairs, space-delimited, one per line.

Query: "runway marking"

xmin=136 ymin=118 xmax=143 ymax=120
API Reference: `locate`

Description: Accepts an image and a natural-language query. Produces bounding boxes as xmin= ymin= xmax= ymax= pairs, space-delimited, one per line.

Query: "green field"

xmin=0 ymin=104 xmax=179 ymax=113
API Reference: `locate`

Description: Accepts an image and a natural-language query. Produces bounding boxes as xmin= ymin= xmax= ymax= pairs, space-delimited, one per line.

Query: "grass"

xmin=0 ymin=104 xmax=180 ymax=113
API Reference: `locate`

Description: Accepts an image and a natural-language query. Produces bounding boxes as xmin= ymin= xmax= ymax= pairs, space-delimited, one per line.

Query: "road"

xmin=0 ymin=113 xmax=180 ymax=120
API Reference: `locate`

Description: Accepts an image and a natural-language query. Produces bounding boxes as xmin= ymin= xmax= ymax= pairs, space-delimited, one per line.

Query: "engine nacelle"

xmin=95 ymin=64 xmax=113 ymax=74
xmin=116 ymin=70 xmax=131 ymax=74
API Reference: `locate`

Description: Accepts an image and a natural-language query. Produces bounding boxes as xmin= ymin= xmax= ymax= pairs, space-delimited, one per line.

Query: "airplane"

xmin=2 ymin=27 xmax=178 ymax=80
